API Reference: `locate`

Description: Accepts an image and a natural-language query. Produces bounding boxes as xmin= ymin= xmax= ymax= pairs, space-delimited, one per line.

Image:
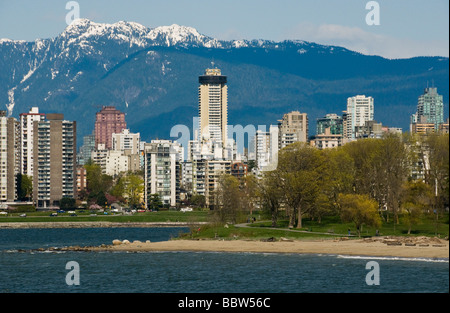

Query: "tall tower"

xmin=198 ymin=67 xmax=228 ymax=145
xmin=33 ymin=114 xmax=77 ymax=207
xmin=144 ymin=140 xmax=182 ymax=208
xmin=19 ymin=107 xmax=45 ymax=177
xmin=94 ymin=106 xmax=127 ymax=150
xmin=0 ymin=112 xmax=19 ymax=202
xmin=278 ymin=111 xmax=308 ymax=149
xmin=411 ymin=87 xmax=444 ymax=130
xmin=345 ymin=95 xmax=374 ymax=141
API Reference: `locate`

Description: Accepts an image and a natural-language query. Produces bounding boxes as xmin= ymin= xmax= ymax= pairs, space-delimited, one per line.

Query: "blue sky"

xmin=0 ymin=0 xmax=448 ymax=58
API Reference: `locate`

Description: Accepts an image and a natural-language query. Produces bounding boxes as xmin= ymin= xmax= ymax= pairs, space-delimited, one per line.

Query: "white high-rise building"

xmin=105 ymin=150 xmax=141 ymax=177
xmin=254 ymin=130 xmax=270 ymax=170
xmin=112 ymin=129 xmax=140 ymax=155
xmin=19 ymin=107 xmax=45 ymax=177
xmin=345 ymin=95 xmax=374 ymax=141
xmin=198 ymin=67 xmax=228 ymax=146
xmin=144 ymin=140 xmax=183 ymax=207
xmin=91 ymin=143 xmax=108 ymax=174
xmin=0 ymin=112 xmax=19 ymax=202
xmin=269 ymin=125 xmax=279 ymax=168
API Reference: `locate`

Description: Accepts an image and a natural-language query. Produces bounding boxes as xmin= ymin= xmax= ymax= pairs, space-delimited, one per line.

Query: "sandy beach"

xmin=85 ymin=237 xmax=449 ymax=258
xmin=3 ymin=221 xmax=448 ymax=258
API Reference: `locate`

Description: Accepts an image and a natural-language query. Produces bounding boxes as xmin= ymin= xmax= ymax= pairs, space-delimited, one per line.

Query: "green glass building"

xmin=316 ymin=113 xmax=343 ymax=135
xmin=411 ymin=87 xmax=444 ymax=129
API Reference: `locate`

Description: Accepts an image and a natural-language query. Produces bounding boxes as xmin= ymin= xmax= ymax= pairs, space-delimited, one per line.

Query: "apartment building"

xmin=33 ymin=114 xmax=76 ymax=207
xmin=19 ymin=107 xmax=45 ymax=177
xmin=0 ymin=112 xmax=19 ymax=202
xmin=144 ymin=140 xmax=182 ymax=208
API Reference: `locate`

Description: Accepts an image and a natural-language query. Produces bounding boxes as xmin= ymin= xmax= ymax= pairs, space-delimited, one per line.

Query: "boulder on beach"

xmin=112 ymin=239 xmax=122 ymax=245
xmin=122 ymin=239 xmax=130 ymax=244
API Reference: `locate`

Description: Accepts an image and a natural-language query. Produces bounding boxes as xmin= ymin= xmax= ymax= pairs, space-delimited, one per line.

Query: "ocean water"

xmin=0 ymin=228 xmax=448 ymax=293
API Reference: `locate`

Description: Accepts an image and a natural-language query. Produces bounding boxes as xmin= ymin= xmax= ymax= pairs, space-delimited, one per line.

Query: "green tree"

xmin=400 ymin=180 xmax=433 ymax=235
xmin=110 ymin=175 xmax=126 ymax=199
xmin=84 ymin=161 xmax=113 ymax=195
xmin=373 ymin=134 xmax=411 ymax=224
xmin=319 ymin=147 xmax=355 ymax=221
xmin=124 ymin=174 xmax=144 ymax=209
xmin=16 ymin=173 xmax=33 ymax=201
xmin=190 ymin=194 xmax=206 ymax=208
xmin=257 ymin=171 xmax=283 ymax=227
xmin=240 ymin=173 xmax=258 ymax=215
xmin=148 ymin=193 xmax=163 ymax=211
xmin=214 ymin=174 xmax=243 ymax=224
xmin=96 ymin=191 xmax=108 ymax=207
xmin=338 ymin=193 xmax=381 ymax=237
xmin=276 ymin=142 xmax=326 ymax=228
xmin=322 ymin=148 xmax=355 ymax=202
xmin=342 ymin=135 xmax=411 ymax=224
xmin=247 ymin=160 xmax=256 ymax=173
xmin=60 ymin=197 xmax=76 ymax=210
xmin=341 ymin=138 xmax=380 ymax=197
xmin=424 ymin=133 xmax=449 ymax=213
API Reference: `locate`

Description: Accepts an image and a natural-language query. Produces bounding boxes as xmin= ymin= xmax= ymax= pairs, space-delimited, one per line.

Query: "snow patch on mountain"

xmin=6 ymin=87 xmax=16 ymax=116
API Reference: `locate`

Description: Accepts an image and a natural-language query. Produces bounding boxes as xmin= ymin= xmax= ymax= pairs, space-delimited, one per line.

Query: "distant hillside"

xmin=1 ymin=19 xmax=448 ymax=145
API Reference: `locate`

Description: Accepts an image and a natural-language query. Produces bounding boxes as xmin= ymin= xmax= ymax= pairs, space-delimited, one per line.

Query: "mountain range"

xmin=1 ymin=18 xmax=448 ymax=147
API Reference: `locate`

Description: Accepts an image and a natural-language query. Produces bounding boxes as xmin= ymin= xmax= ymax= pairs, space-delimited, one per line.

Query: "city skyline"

xmin=1 ymin=64 xmax=448 ymax=208
xmin=0 ymin=1 xmax=448 ymax=299
xmin=6 ymin=80 xmax=449 ymax=154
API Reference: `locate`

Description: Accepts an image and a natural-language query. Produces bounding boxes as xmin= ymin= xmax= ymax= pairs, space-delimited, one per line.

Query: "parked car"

xmin=180 ymin=207 xmax=193 ymax=212
xmin=50 ymin=212 xmax=58 ymax=217
xmin=20 ymin=213 xmax=27 ymax=217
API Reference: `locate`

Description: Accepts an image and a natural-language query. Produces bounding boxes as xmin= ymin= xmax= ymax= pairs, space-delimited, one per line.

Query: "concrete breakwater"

xmin=0 ymin=221 xmax=206 ymax=229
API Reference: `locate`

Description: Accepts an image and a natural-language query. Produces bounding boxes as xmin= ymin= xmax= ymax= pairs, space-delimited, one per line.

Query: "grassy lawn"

xmin=0 ymin=210 xmax=210 ymax=223
xmin=248 ymin=213 xmax=449 ymax=238
xmin=180 ymin=211 xmax=449 ymax=240
xmin=179 ymin=223 xmax=327 ymax=241
xmin=2 ymin=208 xmax=448 ymax=240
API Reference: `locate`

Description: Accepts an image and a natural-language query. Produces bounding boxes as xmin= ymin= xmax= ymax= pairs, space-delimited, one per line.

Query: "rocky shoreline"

xmin=14 ymin=236 xmax=445 ymax=259
xmin=0 ymin=221 xmax=205 ymax=229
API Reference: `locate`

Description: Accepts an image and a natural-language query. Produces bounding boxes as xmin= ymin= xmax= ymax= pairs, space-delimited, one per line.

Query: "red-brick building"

xmin=94 ymin=106 xmax=126 ymax=150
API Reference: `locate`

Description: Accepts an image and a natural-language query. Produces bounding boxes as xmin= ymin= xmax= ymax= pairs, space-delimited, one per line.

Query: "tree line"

xmin=78 ymin=159 xmax=144 ymax=209
xmin=213 ymin=133 xmax=449 ymax=236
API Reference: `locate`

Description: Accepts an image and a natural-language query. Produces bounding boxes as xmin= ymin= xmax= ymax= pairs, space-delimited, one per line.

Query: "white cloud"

xmin=286 ymin=23 xmax=449 ymax=59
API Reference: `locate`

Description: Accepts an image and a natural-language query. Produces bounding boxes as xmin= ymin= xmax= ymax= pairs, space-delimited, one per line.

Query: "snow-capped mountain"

xmin=0 ymin=19 xmax=448 ymax=143
xmin=0 ymin=18 xmax=343 ymax=117
xmin=58 ymin=19 xmax=225 ymax=49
